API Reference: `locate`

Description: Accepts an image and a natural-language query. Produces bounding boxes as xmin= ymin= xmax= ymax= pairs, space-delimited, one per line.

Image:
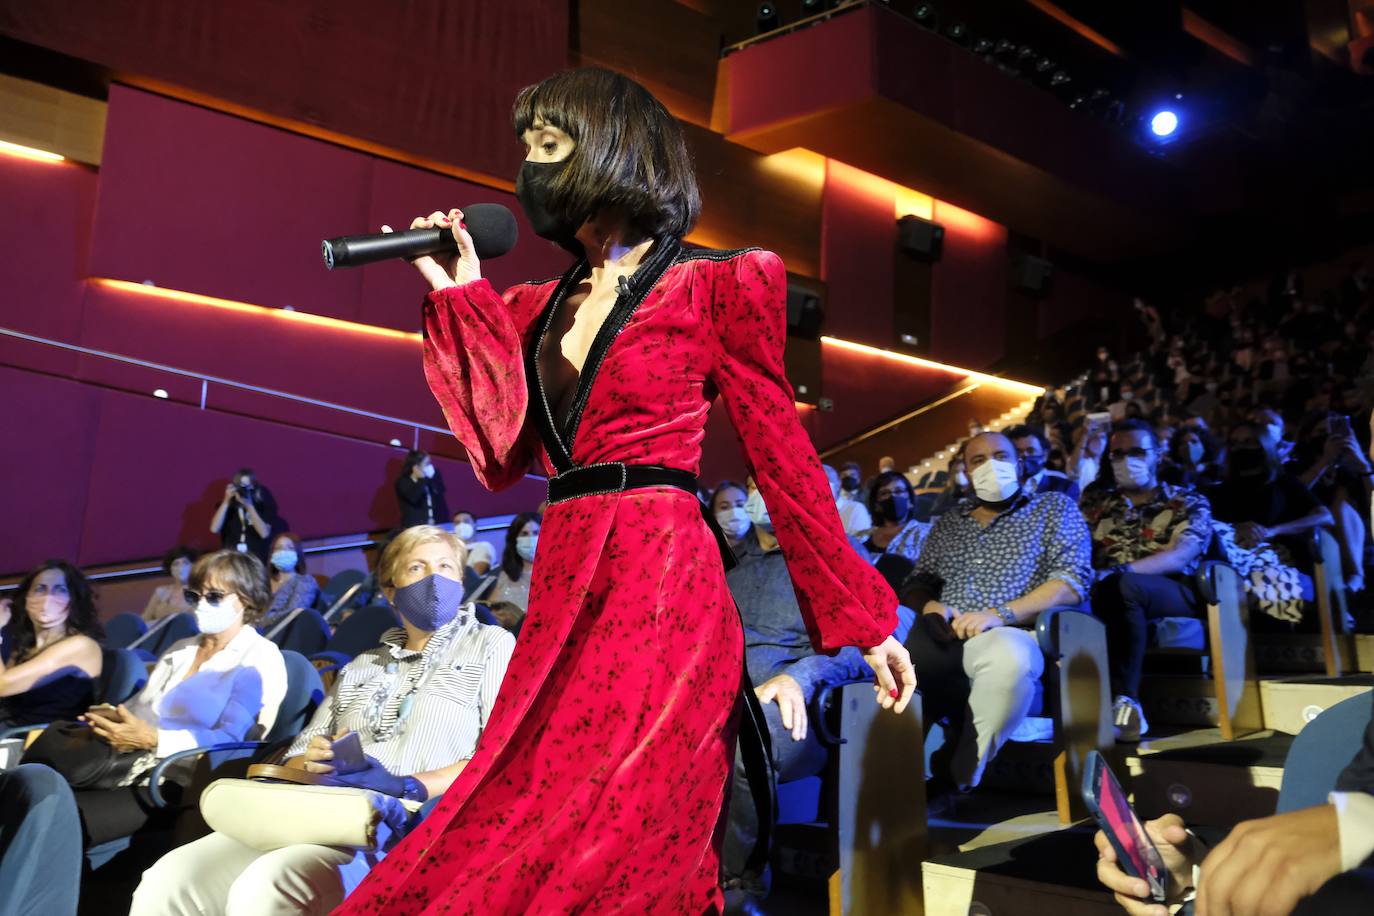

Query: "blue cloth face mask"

xmin=269 ymin=549 xmax=298 ymax=572
xmin=391 ymin=574 xmax=464 ymax=632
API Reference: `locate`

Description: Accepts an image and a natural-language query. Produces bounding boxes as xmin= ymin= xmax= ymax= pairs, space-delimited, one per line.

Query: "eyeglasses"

xmin=1108 ymin=448 xmax=1153 ymax=461
xmin=183 ymin=589 xmax=230 ymax=607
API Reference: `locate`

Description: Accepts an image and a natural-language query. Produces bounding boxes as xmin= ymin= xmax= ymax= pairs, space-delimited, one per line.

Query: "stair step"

xmin=1258 ymin=675 xmax=1374 ymax=735
xmin=1124 ymin=729 xmax=1291 ymax=827
xmin=1254 ymin=633 xmax=1374 ymax=674
xmin=923 ymin=827 xmax=1119 ymax=916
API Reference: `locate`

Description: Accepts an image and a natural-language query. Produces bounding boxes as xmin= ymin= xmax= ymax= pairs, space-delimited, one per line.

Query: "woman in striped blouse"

xmin=131 ymin=526 xmax=515 ymax=916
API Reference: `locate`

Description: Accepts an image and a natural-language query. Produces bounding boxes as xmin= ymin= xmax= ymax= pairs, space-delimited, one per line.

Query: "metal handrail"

xmin=0 ymin=325 xmax=451 ymax=436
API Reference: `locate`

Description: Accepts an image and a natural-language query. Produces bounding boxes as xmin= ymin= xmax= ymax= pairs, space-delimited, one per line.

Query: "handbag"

xmin=199 ymin=764 xmax=422 ymax=852
xmin=21 ymin=720 xmax=146 ymax=790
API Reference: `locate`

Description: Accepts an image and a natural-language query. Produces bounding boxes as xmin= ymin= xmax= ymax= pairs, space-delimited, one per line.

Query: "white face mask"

xmin=1112 ymin=456 xmax=1154 ymax=490
xmin=195 ymin=592 xmax=243 ymax=635
xmin=971 ymin=458 xmax=1020 ymax=503
xmin=455 ymin=522 xmax=476 ymax=541
xmin=744 ymin=488 xmax=773 ymax=533
xmin=421 ymin=463 xmax=436 ymax=479
xmin=715 ymin=507 xmax=751 ymax=540
xmin=1185 ymin=441 xmax=1205 ymax=464
xmin=516 ymin=535 xmax=537 ymax=562
xmin=1079 ymin=456 xmax=1100 ymax=485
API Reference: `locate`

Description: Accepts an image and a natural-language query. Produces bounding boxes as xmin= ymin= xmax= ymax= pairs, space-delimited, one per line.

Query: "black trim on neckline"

xmin=525 ymin=237 xmax=684 ymax=472
xmin=673 ymin=246 xmax=761 ymax=264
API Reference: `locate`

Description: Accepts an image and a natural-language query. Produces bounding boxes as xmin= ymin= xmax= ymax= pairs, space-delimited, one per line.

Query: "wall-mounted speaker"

xmin=897 ymin=215 xmax=944 ymax=261
xmin=1011 ymin=253 xmax=1054 ymax=297
xmin=786 ymin=283 xmax=825 ymax=339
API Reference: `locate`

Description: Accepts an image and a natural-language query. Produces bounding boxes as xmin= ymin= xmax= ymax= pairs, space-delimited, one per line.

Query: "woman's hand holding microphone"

xmin=381 ymin=209 xmax=482 ymax=292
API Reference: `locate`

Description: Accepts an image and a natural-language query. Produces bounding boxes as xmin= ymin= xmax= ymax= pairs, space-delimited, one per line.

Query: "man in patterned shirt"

xmin=1081 ymin=418 xmax=1214 ymax=742
xmin=900 ymin=431 xmax=1093 ymax=792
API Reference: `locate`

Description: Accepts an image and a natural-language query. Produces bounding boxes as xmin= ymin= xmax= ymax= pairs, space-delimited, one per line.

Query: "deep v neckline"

xmin=526 ymin=237 xmax=681 ymax=473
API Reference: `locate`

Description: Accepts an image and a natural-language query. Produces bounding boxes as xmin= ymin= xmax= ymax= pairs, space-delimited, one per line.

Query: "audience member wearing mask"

xmin=209 ymin=468 xmax=279 ymax=563
xmin=259 ymin=532 xmax=321 ymax=630
xmin=721 ymin=490 xmax=914 ymax=912
xmin=142 ymin=546 xmax=200 ymax=624
xmin=1008 ymin=424 xmax=1080 ymax=500
xmin=899 ymin=432 xmax=1092 ymax=792
xmin=451 ymin=510 xmax=485 ymax=595
xmin=862 ymin=471 xmax=930 ymax=563
xmin=476 ymin=512 xmax=540 ymax=633
xmin=710 ymin=480 xmax=752 ymax=554
xmin=1252 ymin=406 xmax=1293 ymax=466
xmin=0 ymin=561 xmax=104 ymax=730
xmin=1081 ymin=420 xmax=1214 ymax=742
xmin=824 ymin=466 xmax=868 ymax=538
xmin=1096 ymin=695 xmax=1374 ymax=916
xmin=1206 ymin=421 xmax=1332 ymax=572
xmin=1161 ymin=426 xmax=1223 ymax=490
xmin=132 ymin=526 xmax=515 ymax=916
xmin=928 ymin=454 xmax=973 ymax=519
xmin=1294 ymin=413 xmax=1371 ymax=592
xmin=836 ymin=463 xmax=874 ymax=537
xmin=58 ymin=551 xmax=286 ymax=849
xmin=395 ymin=450 xmax=451 ymax=529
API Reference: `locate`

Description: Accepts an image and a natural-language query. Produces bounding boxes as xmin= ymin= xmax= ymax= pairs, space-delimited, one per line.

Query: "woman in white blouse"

xmin=133 ymin=525 xmax=514 ymax=916
xmin=74 ymin=550 xmax=286 ymax=848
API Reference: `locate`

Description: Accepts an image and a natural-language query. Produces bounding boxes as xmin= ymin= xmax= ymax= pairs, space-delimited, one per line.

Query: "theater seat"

xmin=1148 ymin=617 xmax=1206 ymax=652
xmin=102 ymin=613 xmax=147 ymax=650
xmin=1035 ymin=607 xmax=1112 ymax=823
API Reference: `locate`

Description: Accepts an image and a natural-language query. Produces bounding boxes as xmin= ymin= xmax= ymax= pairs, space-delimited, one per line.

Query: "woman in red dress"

xmin=336 ymin=67 xmax=915 ymax=916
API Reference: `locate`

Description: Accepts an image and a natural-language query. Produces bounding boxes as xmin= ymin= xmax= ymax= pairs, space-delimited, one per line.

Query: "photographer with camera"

xmin=209 ymin=468 xmax=279 ymax=563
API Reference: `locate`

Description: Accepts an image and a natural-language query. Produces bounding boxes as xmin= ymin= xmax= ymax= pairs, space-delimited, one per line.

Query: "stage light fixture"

xmin=800 ymin=0 xmax=825 ymax=15
xmin=945 ymin=21 xmax=969 ymax=44
xmin=1149 ymin=110 xmax=1178 ymax=137
xmin=756 ymin=2 xmax=779 ymax=33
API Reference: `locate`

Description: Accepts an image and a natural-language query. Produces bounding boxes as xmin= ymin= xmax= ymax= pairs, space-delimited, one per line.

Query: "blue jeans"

xmin=0 ymin=764 xmax=82 ymax=916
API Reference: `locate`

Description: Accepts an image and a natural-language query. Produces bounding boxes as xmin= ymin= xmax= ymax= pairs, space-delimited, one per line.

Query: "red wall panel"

xmin=89 ymin=86 xmax=372 ymax=322
xmin=0 ymin=155 xmax=97 ymax=339
xmin=0 ymin=369 xmax=100 ymax=571
xmin=930 ymin=200 xmax=1008 ymax=371
xmin=821 ymin=160 xmax=897 ymax=348
xmin=0 ymin=368 xmax=547 ymax=575
xmin=1 ymin=0 xmax=567 ymax=185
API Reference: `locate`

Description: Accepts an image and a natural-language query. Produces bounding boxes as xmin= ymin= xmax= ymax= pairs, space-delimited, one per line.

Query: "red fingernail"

xmin=889 ymin=689 xmax=899 ymax=699
xmin=459 ymin=221 xmax=467 ymax=230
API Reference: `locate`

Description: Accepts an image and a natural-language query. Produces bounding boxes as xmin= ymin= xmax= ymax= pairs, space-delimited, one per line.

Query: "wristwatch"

xmin=995 ymin=606 xmax=1017 ymax=626
xmin=401 ymin=775 xmax=429 ymax=803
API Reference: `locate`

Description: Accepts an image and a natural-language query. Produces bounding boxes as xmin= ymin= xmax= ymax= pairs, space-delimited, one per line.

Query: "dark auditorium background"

xmin=1 ymin=0 xmax=1371 ymax=583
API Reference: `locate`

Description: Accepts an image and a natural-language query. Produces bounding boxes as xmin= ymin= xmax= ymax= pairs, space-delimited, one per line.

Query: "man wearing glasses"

xmin=1081 ymin=419 xmax=1214 ymax=743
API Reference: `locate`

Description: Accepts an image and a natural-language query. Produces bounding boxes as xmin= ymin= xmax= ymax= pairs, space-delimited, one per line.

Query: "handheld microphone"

xmin=321 ymin=203 xmax=518 ymax=269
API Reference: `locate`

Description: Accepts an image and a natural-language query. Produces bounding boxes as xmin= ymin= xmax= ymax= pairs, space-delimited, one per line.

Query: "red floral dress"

xmin=334 ymin=240 xmax=897 ymax=915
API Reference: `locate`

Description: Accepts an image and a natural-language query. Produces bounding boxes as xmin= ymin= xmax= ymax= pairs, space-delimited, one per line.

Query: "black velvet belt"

xmin=546 ymin=462 xmax=699 ymax=505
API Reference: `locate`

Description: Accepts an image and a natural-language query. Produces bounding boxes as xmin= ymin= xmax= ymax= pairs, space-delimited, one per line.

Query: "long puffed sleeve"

xmin=709 ymin=250 xmax=897 ymax=652
xmin=422 ymin=279 xmax=545 ymax=492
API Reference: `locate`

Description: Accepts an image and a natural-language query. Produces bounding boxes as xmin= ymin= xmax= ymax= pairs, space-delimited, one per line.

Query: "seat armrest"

xmin=309 ymin=650 xmax=353 ymax=675
xmin=1194 ymin=560 xmax=1239 ymax=605
xmin=0 ymin=722 xmax=50 ymax=742
xmin=147 ymin=741 xmax=264 ymax=807
xmin=811 ymin=676 xmax=875 ymax=746
xmin=1035 ymin=605 xmax=1095 ymax=660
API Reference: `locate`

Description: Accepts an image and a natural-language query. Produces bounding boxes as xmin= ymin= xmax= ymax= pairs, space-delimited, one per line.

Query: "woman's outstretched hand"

xmin=864 ymin=636 xmax=916 ymax=714
xmin=381 ymin=208 xmax=482 ymax=292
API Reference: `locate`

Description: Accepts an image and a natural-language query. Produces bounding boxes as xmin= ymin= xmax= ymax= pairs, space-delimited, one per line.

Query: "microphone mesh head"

xmin=463 ymin=203 xmax=518 ymax=260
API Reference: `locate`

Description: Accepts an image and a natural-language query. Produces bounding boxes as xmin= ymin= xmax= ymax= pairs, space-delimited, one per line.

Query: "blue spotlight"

xmin=1149 ymin=110 xmax=1179 ymax=138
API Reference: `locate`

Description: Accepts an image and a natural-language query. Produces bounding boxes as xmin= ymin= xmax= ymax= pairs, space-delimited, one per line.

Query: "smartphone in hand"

xmin=330 ymin=732 xmax=368 ymax=776
xmin=1083 ymin=750 xmax=1168 ymax=904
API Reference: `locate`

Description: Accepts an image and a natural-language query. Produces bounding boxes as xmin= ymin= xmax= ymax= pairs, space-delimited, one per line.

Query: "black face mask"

xmin=877 ymin=493 xmax=910 ymax=524
xmin=841 ymin=475 xmax=860 ymax=493
xmin=1020 ymin=455 xmax=1045 ymax=478
xmin=515 ymin=159 xmax=583 ymax=256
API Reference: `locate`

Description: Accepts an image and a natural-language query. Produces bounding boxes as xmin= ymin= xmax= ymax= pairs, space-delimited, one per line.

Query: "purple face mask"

xmin=392 ymin=574 xmax=465 ymax=632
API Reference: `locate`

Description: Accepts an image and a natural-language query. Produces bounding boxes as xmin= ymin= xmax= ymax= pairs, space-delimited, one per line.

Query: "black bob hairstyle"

xmin=513 ymin=67 xmax=701 ymax=242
